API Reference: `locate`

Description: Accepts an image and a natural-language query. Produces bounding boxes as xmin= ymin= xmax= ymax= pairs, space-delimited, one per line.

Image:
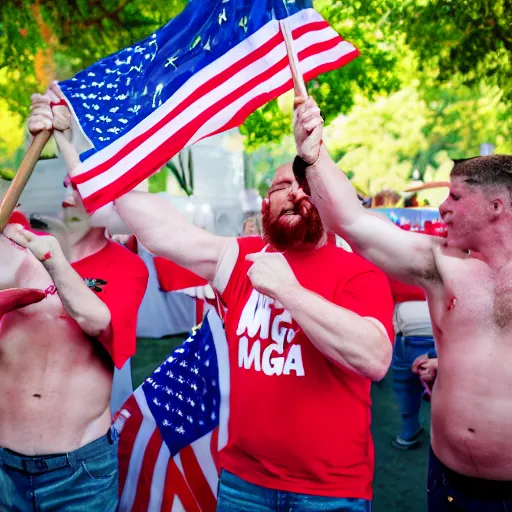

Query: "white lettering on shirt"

xmin=236 ymin=290 xmax=305 ymax=377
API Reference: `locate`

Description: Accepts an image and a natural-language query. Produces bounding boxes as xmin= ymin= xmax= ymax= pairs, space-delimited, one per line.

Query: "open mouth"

xmin=282 ymin=206 xmax=301 ymax=216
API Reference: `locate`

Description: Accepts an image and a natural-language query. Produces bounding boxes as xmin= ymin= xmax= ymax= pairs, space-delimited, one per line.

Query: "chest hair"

xmin=493 ymin=278 xmax=512 ymax=328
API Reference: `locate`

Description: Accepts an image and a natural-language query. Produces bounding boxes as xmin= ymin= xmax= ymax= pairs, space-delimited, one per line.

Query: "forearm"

xmin=43 ymin=250 xmax=111 ymax=336
xmin=305 ymin=147 xmax=438 ymax=284
xmin=276 ymin=283 xmax=392 ymax=381
xmin=306 ymin=145 xmax=364 ymax=233
xmin=54 ymin=130 xmax=81 ymax=173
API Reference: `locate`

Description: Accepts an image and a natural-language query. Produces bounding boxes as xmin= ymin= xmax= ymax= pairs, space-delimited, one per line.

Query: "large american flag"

xmin=60 ymin=0 xmax=359 ymax=213
xmin=116 ymin=311 xmax=230 ymax=511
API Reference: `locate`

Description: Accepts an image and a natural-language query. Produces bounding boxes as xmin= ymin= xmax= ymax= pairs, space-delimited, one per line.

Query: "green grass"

xmin=132 ymin=338 xmax=431 ymax=511
xmin=132 ymin=335 xmax=186 ymax=388
xmin=372 ymin=375 xmax=431 ymax=511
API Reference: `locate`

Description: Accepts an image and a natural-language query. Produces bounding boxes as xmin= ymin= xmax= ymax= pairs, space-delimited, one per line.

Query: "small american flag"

xmin=116 ymin=311 xmax=229 ymax=511
xmin=60 ymin=0 xmax=359 ymax=213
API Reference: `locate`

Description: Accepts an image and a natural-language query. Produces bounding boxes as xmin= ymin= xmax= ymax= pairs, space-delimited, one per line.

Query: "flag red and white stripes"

xmin=117 ymin=311 xmax=230 ymax=511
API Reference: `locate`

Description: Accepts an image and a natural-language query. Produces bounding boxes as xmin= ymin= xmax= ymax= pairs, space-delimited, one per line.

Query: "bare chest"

xmin=433 ymin=261 xmax=512 ymax=332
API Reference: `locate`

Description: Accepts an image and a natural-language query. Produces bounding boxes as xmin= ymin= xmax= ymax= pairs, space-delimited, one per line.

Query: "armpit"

xmin=212 ymin=238 xmax=239 ymax=295
xmin=411 ymin=264 xmax=442 ymax=283
xmin=411 ymin=242 xmax=443 ymax=284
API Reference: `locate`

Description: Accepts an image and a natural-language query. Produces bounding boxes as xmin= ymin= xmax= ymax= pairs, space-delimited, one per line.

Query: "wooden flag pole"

xmin=0 ymin=130 xmax=52 ymax=231
xmin=279 ymin=19 xmax=308 ymax=101
xmin=404 ymin=181 xmax=451 ymax=193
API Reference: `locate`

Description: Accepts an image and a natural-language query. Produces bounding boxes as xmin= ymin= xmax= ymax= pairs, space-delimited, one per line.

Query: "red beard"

xmin=262 ymin=197 xmax=325 ymax=252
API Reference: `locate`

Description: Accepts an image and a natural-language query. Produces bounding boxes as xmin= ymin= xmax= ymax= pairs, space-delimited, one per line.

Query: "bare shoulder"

xmin=432 ymin=239 xmax=473 ymax=281
xmin=435 ymin=240 xmax=471 ymax=261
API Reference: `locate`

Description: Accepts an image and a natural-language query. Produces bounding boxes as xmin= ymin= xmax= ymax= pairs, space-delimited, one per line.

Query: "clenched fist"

xmin=29 ymin=82 xmax=71 ymax=136
xmin=412 ymin=353 xmax=438 ymax=393
xmin=245 ymin=251 xmax=299 ymax=302
xmin=3 ymin=224 xmax=62 ymax=263
xmin=293 ymin=96 xmax=324 ymax=165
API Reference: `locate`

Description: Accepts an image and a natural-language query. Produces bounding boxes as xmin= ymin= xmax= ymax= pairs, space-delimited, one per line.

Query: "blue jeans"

xmin=0 ymin=427 xmax=118 ymax=512
xmin=391 ymin=334 xmax=436 ymax=440
xmin=217 ymin=470 xmax=372 ymax=512
xmin=427 ymin=447 xmax=512 ymax=511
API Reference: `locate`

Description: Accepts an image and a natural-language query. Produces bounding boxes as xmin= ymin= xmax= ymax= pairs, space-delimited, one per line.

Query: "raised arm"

xmin=32 ymin=85 xmax=237 ymax=292
xmin=113 ymin=192 xmax=237 ymax=290
xmin=294 ymin=98 xmax=442 ymax=285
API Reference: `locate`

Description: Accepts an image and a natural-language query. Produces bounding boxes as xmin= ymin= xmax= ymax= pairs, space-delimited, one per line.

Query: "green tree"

xmin=242 ymin=0 xmax=405 ymax=148
xmin=325 ymin=81 xmax=510 ymax=200
xmin=400 ymin=0 xmax=512 ymax=101
xmin=0 ymin=0 xmax=186 ymax=115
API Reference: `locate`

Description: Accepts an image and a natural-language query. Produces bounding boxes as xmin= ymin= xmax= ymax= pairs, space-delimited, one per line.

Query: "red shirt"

xmin=72 ymin=241 xmax=148 ymax=369
xmin=219 ymin=237 xmax=394 ymax=499
xmin=154 ymin=257 xmax=207 ymax=292
xmin=389 ymin=277 xmax=425 ymax=304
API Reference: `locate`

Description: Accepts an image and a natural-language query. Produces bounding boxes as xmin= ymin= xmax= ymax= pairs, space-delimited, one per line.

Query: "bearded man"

xmin=52 ymin=94 xmax=394 ymax=510
xmin=0 ymin=88 xmax=148 ymax=512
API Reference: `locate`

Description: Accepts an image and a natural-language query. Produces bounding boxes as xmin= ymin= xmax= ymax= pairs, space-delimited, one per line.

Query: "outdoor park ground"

xmin=132 ymin=335 xmax=432 ymax=512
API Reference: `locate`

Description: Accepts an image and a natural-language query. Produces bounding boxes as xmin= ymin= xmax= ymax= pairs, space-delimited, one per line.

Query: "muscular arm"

xmin=294 ymin=98 xmax=441 ymax=285
xmin=276 ymin=281 xmax=391 ymax=381
xmin=306 ymin=146 xmax=441 ymax=285
xmin=52 ymin=112 xmax=237 ymax=291
xmin=114 ymin=192 xmax=237 ymax=291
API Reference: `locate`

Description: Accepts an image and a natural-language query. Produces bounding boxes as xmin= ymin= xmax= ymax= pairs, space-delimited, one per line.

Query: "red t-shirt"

xmin=72 ymin=241 xmax=148 ymax=369
xmin=389 ymin=277 xmax=425 ymax=304
xmin=154 ymin=257 xmax=208 ymax=292
xmin=219 ymin=237 xmax=394 ymax=499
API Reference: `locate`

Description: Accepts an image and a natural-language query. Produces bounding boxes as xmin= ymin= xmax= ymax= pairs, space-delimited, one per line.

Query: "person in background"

xmin=242 ymin=215 xmax=262 ymax=236
xmin=389 ymin=277 xmax=436 ymax=450
xmin=403 ymin=193 xmax=419 ymax=208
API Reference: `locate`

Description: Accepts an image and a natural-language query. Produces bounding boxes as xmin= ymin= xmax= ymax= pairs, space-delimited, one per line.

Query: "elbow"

xmin=368 ymin=339 xmax=392 ymax=382
xmin=75 ymin=309 xmax=112 ymax=338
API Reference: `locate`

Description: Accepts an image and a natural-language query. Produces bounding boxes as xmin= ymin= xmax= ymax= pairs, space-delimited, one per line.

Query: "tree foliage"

xmin=0 ymin=0 xmax=186 ymax=115
xmin=399 ymin=0 xmax=512 ymax=101
xmin=0 ymin=0 xmax=510 ymax=197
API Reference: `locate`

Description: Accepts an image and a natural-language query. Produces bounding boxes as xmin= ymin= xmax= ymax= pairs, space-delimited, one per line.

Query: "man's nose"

xmin=438 ymin=200 xmax=449 ymax=219
xmin=289 ymin=182 xmax=306 ymax=200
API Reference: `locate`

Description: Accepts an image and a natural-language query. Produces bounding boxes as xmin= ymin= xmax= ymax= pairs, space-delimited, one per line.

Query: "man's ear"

xmin=262 ymin=197 xmax=270 ymax=215
xmin=490 ymin=197 xmax=505 ymax=219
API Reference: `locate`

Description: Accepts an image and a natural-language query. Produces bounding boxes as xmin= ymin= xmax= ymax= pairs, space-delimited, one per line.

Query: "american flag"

xmin=116 ymin=311 xmax=229 ymax=511
xmin=60 ymin=0 xmax=359 ymax=213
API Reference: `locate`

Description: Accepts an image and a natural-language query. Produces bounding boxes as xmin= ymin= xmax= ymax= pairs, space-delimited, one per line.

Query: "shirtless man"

xmin=294 ymin=96 xmax=512 ymax=511
xmin=0 ymin=90 xmax=148 ymax=511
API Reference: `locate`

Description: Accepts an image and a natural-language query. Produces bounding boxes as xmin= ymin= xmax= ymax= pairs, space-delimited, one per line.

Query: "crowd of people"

xmin=0 ymin=86 xmax=510 ymax=512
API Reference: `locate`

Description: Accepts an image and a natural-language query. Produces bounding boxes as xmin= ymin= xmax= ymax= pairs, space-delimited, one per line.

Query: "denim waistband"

xmin=399 ymin=335 xmax=435 ymax=345
xmin=430 ymin=447 xmax=512 ymax=498
xmin=0 ymin=428 xmax=115 ymax=474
